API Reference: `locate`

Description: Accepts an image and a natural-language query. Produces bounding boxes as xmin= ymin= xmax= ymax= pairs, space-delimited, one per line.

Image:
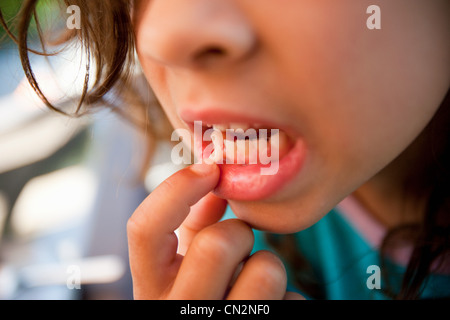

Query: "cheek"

xmin=137 ymin=55 xmax=182 ymax=128
xmin=277 ymin=1 xmax=447 ymax=171
xmin=232 ymin=1 xmax=449 ymax=232
xmin=137 ymin=56 xmax=166 ymax=104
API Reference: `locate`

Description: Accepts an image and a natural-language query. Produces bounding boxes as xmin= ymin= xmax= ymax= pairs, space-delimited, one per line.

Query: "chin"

xmin=227 ymin=195 xmax=332 ymax=234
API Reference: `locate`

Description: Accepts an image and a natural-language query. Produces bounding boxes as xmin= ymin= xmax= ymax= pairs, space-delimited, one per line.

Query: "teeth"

xmin=224 ymin=138 xmax=259 ymax=164
xmin=225 ymin=129 xmax=289 ymax=164
xmin=206 ymin=130 xmax=224 ymax=164
xmin=207 ymin=149 xmax=223 ymax=164
xmin=269 ymin=129 xmax=290 ymax=157
xmin=229 ymin=123 xmax=251 ymax=131
xmin=211 ymin=123 xmax=253 ymax=132
xmin=269 ymin=130 xmax=280 ymax=149
xmin=204 ymin=123 xmax=290 ymax=164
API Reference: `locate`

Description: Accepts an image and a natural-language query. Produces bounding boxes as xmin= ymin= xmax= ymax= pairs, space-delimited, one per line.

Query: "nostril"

xmin=193 ymin=45 xmax=228 ymax=65
xmin=203 ymin=46 xmax=227 ymax=56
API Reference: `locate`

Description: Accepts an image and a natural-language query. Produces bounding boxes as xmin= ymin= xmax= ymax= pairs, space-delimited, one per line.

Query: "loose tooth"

xmin=211 ymin=130 xmax=224 ymax=163
xmin=207 ymin=150 xmax=222 ymax=164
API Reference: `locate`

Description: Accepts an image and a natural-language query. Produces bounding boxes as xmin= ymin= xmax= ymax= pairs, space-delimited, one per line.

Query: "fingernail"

xmin=190 ymin=163 xmax=216 ymax=176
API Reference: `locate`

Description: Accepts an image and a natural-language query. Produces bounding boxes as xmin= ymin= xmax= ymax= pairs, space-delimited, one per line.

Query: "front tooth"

xmin=269 ymin=129 xmax=290 ymax=158
xmin=210 ymin=130 xmax=224 ymax=163
xmin=208 ymin=149 xmax=223 ymax=164
xmin=234 ymin=139 xmax=247 ymax=164
xmin=224 ymin=137 xmax=259 ymax=164
xmin=269 ymin=129 xmax=280 ymax=149
xmin=213 ymin=124 xmax=227 ymax=132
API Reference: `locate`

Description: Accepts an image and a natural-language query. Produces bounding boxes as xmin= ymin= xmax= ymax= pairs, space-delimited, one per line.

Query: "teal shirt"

xmin=223 ymin=206 xmax=450 ymax=299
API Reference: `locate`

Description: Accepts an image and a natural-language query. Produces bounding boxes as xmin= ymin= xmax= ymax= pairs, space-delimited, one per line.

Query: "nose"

xmin=135 ymin=0 xmax=257 ymax=69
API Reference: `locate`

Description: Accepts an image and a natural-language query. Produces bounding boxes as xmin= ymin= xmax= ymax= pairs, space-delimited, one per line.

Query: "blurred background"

xmin=0 ymin=0 xmax=177 ymax=299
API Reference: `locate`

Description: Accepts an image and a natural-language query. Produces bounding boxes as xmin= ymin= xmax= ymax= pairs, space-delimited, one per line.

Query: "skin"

xmin=128 ymin=0 xmax=450 ymax=299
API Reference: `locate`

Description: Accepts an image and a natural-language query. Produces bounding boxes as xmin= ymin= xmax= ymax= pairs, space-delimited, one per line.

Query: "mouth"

xmin=184 ymin=113 xmax=307 ymax=201
xmin=198 ymin=122 xmax=294 ymax=165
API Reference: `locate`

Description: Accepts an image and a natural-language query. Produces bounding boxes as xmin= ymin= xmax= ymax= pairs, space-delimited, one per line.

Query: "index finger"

xmin=127 ymin=163 xmax=220 ymax=298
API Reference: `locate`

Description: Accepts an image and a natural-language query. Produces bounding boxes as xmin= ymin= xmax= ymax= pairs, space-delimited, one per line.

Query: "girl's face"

xmin=133 ymin=0 xmax=450 ymax=233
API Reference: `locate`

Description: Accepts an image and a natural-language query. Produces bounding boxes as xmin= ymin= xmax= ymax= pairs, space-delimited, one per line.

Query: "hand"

xmin=127 ymin=163 xmax=304 ymax=300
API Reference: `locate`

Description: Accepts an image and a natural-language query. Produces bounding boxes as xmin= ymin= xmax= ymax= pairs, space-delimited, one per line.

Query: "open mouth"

xmin=197 ymin=122 xmax=294 ymax=166
xmin=189 ymin=120 xmax=306 ymax=201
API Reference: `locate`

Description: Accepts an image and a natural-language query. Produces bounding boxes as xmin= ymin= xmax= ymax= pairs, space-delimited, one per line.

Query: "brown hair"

xmin=0 ymin=0 xmax=170 ymax=179
xmin=383 ymin=91 xmax=450 ymax=299
xmin=1 ymin=0 xmax=449 ymax=299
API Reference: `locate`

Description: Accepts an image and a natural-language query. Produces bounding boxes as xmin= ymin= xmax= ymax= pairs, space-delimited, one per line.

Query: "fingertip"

xmin=190 ymin=163 xmax=219 ymax=177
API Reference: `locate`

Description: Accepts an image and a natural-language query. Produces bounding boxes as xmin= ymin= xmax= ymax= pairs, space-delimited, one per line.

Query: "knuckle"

xmin=158 ymin=177 xmax=176 ymax=194
xmin=193 ymin=219 xmax=254 ymax=259
xmin=193 ymin=226 xmax=235 ymax=259
xmin=126 ymin=216 xmax=138 ymax=237
xmin=126 ymin=214 xmax=146 ymax=243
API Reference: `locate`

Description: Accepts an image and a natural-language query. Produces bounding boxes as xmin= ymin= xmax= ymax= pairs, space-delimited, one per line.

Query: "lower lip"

xmin=204 ymin=138 xmax=306 ymax=201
